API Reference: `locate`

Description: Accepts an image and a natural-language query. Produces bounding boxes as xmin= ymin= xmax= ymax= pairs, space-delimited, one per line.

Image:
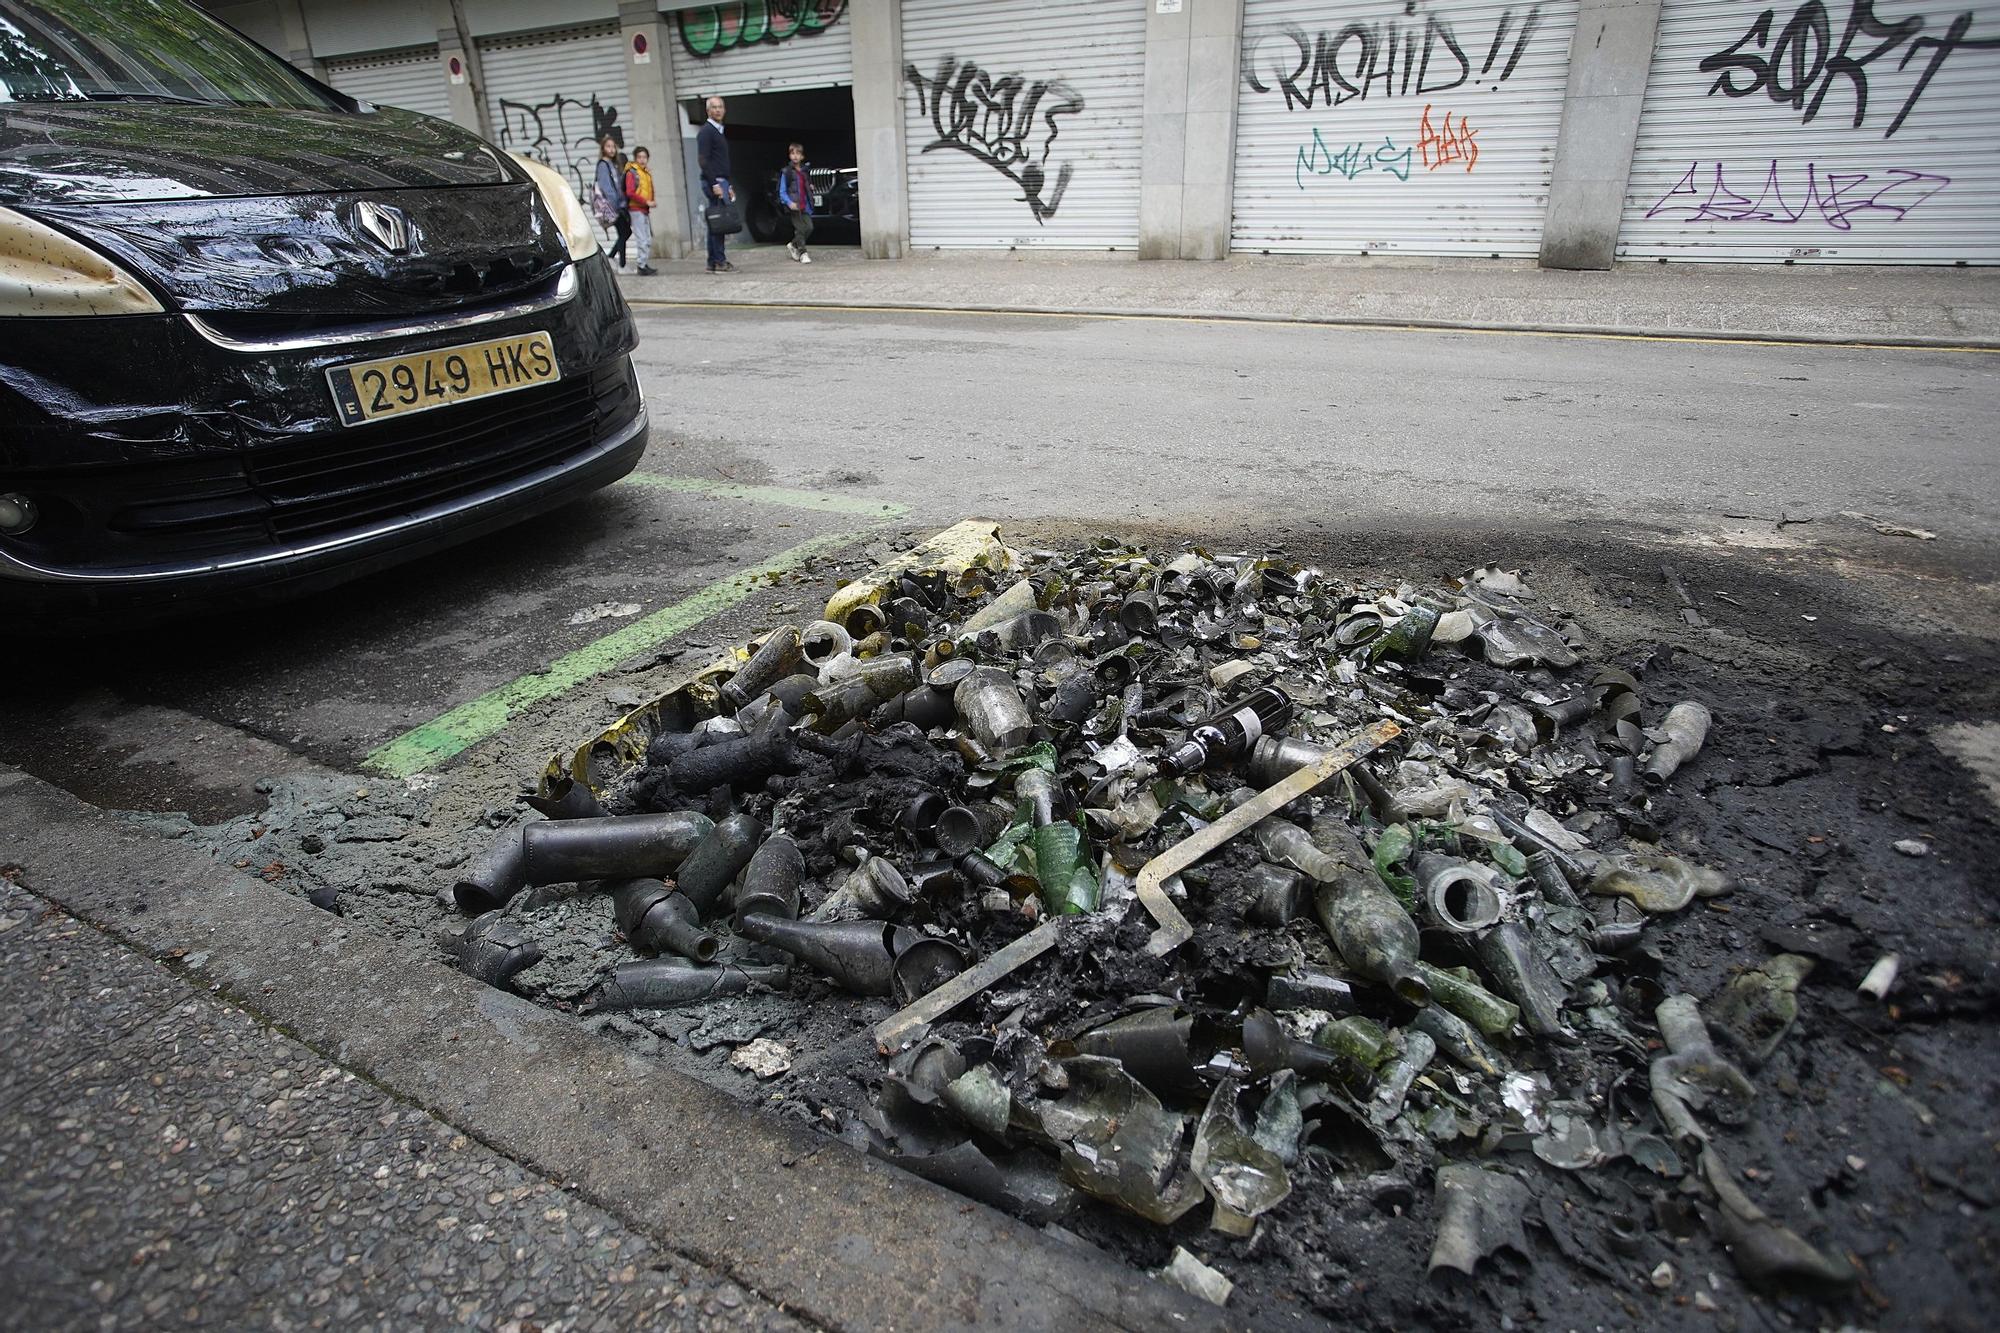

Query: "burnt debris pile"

xmin=441 ymin=540 xmax=1854 ymax=1311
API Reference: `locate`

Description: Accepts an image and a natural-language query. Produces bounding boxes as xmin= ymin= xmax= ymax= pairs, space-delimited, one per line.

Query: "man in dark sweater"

xmin=697 ymin=95 xmax=735 ymax=274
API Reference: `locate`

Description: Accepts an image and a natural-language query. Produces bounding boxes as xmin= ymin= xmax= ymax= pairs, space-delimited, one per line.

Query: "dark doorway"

xmin=685 ymin=85 xmax=858 ymax=246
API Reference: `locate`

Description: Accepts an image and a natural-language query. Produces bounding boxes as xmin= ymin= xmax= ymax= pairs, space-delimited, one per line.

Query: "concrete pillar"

xmin=1539 ymin=0 xmax=1663 ymax=270
xmin=1139 ymin=0 xmax=1242 ymax=261
xmin=433 ymin=0 xmax=491 ymax=139
xmin=620 ymin=2 xmax=693 ymax=262
xmin=849 ymin=0 xmax=908 ymax=260
xmin=273 ymin=0 xmax=326 ymax=80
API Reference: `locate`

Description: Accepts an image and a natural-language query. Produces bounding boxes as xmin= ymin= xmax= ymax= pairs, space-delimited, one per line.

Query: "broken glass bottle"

xmin=1161 ymin=685 xmax=1295 ymax=775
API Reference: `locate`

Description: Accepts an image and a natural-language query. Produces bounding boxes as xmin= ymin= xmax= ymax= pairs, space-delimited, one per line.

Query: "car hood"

xmin=24 ymin=184 xmax=568 ymax=316
xmin=0 ymin=102 xmax=512 ymax=206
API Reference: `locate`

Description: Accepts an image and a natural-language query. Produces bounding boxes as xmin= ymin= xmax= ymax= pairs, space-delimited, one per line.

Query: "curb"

xmin=0 ymin=766 xmax=1219 ymax=1333
xmin=622 ymin=292 xmax=2000 ymax=353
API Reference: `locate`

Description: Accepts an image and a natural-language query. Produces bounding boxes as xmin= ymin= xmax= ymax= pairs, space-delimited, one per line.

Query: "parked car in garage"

xmin=0 ymin=0 xmax=646 ymax=623
xmin=746 ymin=164 xmax=861 ymax=246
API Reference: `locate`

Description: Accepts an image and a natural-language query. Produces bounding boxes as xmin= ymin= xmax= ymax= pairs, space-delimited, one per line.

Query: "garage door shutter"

xmin=671 ymin=1 xmax=854 ymax=98
xmin=1617 ymin=0 xmax=2000 ymax=264
xmin=901 ymin=0 xmax=1148 ymax=250
xmin=326 ymin=46 xmax=450 ymax=122
xmin=1233 ymin=0 xmax=1579 ymax=257
xmin=479 ymin=23 xmax=629 ymax=206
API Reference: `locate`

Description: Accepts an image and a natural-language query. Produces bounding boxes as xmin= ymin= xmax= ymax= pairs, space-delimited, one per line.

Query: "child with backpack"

xmin=776 ymin=141 xmax=814 ymax=264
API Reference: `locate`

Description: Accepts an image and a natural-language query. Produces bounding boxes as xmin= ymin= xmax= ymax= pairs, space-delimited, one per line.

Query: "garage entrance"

xmin=667 ymin=1 xmax=857 ymax=253
xmin=684 ymin=85 xmax=858 ymax=247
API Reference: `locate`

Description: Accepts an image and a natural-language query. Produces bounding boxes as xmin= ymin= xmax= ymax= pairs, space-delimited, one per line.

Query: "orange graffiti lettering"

xmin=1417 ymin=104 xmax=1479 ymax=173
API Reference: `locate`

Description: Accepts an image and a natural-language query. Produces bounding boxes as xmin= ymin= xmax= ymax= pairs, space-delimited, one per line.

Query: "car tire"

xmin=747 ymin=201 xmax=786 ymax=245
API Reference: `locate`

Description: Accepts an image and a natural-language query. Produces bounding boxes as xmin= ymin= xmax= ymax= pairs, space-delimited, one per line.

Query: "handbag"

xmin=704 ymin=194 xmax=743 ymax=236
xmin=591 ymin=182 xmax=619 ymax=227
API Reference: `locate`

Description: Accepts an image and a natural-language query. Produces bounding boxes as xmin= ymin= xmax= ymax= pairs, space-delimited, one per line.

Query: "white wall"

xmin=205 ymin=1 xmax=288 ymax=52
xmin=467 ymin=0 xmax=618 ymax=38
xmin=299 ymin=0 xmax=435 ymax=57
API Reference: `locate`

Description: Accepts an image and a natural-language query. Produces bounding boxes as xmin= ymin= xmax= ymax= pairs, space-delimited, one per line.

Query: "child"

xmin=623 ymin=146 xmax=657 ymax=277
xmin=593 ymin=135 xmax=629 ymax=267
xmin=775 ymin=141 xmax=814 ymax=264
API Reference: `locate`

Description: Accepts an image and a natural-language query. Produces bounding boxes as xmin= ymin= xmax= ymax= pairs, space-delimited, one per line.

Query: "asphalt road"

xmin=642 ymin=304 xmax=2000 ymax=543
xmin=5 ymin=306 xmax=1996 ymax=819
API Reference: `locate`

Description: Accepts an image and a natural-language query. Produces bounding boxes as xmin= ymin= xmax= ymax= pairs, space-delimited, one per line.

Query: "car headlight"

xmin=509 ymin=153 xmax=600 ymax=261
xmin=0 ymin=206 xmax=163 ymax=317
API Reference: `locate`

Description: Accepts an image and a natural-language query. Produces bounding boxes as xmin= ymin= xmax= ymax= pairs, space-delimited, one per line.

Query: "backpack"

xmin=591 ymin=161 xmax=624 ymax=225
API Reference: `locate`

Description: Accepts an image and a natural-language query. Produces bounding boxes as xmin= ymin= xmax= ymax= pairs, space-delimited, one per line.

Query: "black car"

xmin=0 ymin=0 xmax=646 ymax=622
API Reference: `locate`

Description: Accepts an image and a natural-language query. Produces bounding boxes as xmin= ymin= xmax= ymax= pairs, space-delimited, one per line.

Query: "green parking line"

xmin=623 ymin=471 xmax=905 ymax=517
xmin=361 ymin=476 xmax=912 ymax=779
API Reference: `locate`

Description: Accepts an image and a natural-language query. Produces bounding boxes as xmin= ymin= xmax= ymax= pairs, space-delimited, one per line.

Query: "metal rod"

xmin=1133 ymin=719 xmax=1402 ymax=957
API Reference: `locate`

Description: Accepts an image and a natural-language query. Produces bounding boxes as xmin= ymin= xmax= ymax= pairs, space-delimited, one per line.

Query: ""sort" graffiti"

xmin=1699 ymin=0 xmax=2000 ymax=139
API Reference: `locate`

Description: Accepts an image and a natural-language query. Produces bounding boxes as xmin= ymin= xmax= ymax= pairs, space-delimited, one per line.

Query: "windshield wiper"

xmin=82 ymin=91 xmax=212 ymax=105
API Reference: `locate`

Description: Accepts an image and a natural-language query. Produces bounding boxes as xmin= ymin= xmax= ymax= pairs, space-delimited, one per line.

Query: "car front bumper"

xmin=1 ymin=253 xmax=645 ymax=622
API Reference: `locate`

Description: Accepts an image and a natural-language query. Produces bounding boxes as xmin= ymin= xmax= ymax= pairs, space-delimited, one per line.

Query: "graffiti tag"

xmin=1699 ymin=0 xmax=2000 ymax=138
xmin=904 ymin=55 xmax=1082 ymax=224
xmin=1296 ymin=130 xmax=1413 ymax=188
xmin=494 ymin=93 xmax=622 ymax=204
xmin=1416 ymin=105 xmax=1478 ymax=172
xmin=1645 ymin=160 xmax=1951 ymax=229
xmin=1245 ymin=5 xmax=1546 ymax=111
xmin=678 ymin=1 xmax=846 ymax=59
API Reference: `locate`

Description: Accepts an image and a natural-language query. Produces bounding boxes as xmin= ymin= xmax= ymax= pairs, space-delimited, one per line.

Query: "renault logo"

xmin=355 ymin=200 xmax=414 ymax=254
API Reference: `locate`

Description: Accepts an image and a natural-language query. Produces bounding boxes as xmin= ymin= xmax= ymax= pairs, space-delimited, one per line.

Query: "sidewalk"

xmin=0 ymin=878 xmax=795 ymax=1332
xmin=620 ymin=246 xmax=2000 ymax=348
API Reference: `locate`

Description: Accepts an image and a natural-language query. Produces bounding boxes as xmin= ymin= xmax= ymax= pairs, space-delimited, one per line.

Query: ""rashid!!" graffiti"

xmin=1699 ymin=1 xmax=2000 ymax=138
xmin=1296 ymin=130 xmax=1414 ymax=188
xmin=494 ymin=93 xmax=622 ymax=205
xmin=904 ymin=55 xmax=1083 ymax=223
xmin=1646 ymin=160 xmax=1951 ymax=229
xmin=678 ymin=1 xmax=846 ymax=59
xmin=1245 ymin=5 xmax=1548 ymax=111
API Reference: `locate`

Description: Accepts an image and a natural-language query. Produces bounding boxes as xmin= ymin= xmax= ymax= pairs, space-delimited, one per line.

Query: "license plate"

xmin=326 ymin=331 xmax=560 ymax=427
xmin=812 ymin=192 xmax=825 ymax=208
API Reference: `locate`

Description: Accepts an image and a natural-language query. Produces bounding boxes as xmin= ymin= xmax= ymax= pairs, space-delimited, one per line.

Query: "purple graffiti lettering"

xmin=1646 ymin=161 xmax=1950 ymax=229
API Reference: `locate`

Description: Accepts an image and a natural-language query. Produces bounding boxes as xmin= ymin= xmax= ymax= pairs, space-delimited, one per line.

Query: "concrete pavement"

xmin=0 ymin=878 xmax=797 ymax=1333
xmin=620 ymin=247 xmax=2000 ymax=348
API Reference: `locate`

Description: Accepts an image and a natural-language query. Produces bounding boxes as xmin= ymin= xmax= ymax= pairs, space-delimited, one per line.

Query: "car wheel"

xmin=747 ymin=202 xmax=786 ymax=245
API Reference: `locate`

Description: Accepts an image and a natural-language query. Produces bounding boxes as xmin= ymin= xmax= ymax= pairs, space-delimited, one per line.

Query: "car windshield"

xmin=0 ymin=0 xmax=337 ymax=109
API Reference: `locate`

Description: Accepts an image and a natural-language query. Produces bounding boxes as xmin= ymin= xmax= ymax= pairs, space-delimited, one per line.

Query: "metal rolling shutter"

xmin=1617 ymin=0 xmax=2000 ymax=264
xmin=1233 ymin=0 xmax=1579 ymax=257
xmin=670 ymin=1 xmax=854 ymax=98
xmin=325 ymin=46 xmax=450 ymax=122
xmin=901 ymin=0 xmax=1147 ymax=250
xmin=479 ymin=23 xmax=629 ymax=206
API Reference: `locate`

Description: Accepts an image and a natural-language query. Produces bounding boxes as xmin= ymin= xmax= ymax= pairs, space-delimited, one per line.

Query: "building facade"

xmin=203 ymin=0 xmax=2000 ymax=267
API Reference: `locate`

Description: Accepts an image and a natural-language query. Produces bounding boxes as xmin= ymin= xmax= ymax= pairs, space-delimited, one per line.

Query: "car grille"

xmin=11 ymin=358 xmax=639 ymax=572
